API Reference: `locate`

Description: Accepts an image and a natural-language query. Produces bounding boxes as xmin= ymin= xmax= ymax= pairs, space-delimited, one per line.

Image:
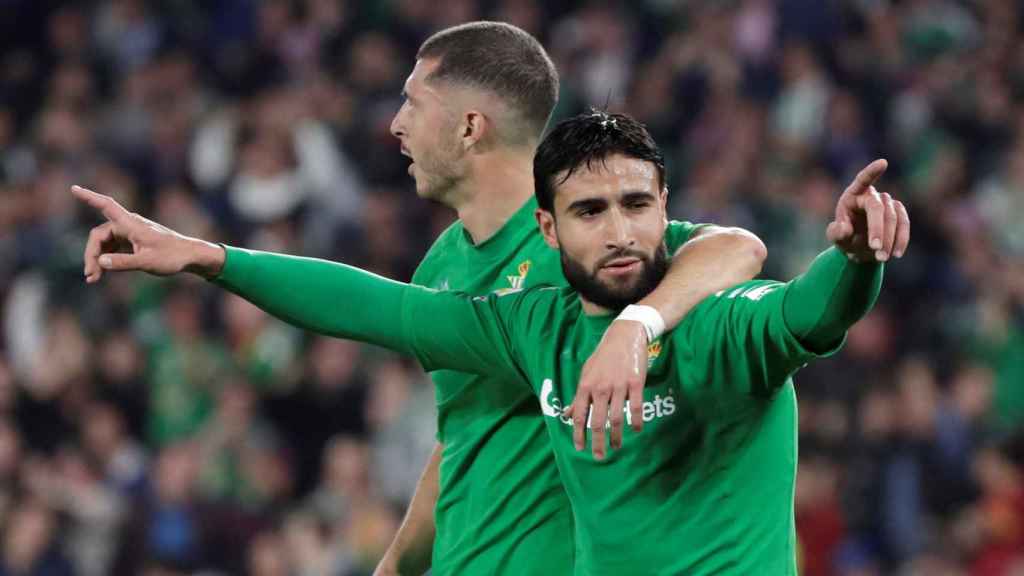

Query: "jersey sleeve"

xmin=213 ymin=245 xmax=528 ymax=382
xmin=678 ymin=279 xmax=842 ymax=400
xmin=400 ymin=287 xmax=546 ymax=383
xmin=663 ymin=220 xmax=710 ymax=254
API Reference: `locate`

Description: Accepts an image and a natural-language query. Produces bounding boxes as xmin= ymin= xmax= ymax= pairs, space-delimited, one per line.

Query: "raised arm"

xmin=678 ymin=245 xmax=880 ymax=405
xmin=787 ymin=157 xmax=908 ymax=351
xmin=782 ymin=247 xmax=883 ymax=352
xmin=688 ymin=159 xmax=907 ymax=397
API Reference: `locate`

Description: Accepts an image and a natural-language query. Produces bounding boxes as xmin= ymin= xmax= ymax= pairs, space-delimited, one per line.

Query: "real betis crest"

xmin=647 ymin=339 xmax=662 ymax=368
xmin=494 ymin=260 xmax=532 ymax=296
xmin=508 ymin=260 xmax=531 ymax=289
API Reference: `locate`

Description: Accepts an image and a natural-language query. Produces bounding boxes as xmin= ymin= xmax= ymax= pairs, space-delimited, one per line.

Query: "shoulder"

xmin=515 ymin=234 xmax=564 ymax=287
xmin=713 ymin=280 xmax=787 ymax=304
xmin=486 ymin=283 xmax=572 ymax=309
xmin=413 ymin=221 xmax=466 ymax=285
xmin=670 ymin=279 xmax=789 ymax=344
xmin=482 ymin=284 xmax=575 ymax=329
xmin=663 ymin=220 xmax=708 ymax=252
xmin=692 ymin=279 xmax=787 ymax=315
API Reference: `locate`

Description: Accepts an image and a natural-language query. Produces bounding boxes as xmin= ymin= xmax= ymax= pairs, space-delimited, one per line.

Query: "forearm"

xmin=212 ymin=246 xmax=418 ymax=353
xmin=783 ymin=247 xmax=884 ymax=350
xmin=640 ymin=227 xmax=767 ymax=330
xmin=377 ymin=444 xmax=441 ymax=575
xmin=212 ymin=246 xmax=519 ymax=377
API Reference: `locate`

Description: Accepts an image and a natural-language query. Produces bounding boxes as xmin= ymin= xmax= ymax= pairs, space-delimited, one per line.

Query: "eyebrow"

xmin=565 ymin=190 xmax=657 ymax=214
xmin=620 ymin=190 xmax=657 ymax=203
xmin=566 ymin=197 xmax=607 ymax=214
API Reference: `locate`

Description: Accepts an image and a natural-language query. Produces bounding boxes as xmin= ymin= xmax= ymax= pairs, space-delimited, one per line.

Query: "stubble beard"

xmin=560 ymin=243 xmax=670 ymax=312
xmin=414 ymin=124 xmax=465 ymax=205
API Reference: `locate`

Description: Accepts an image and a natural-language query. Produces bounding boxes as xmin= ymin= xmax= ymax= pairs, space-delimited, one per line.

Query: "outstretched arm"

xmin=688 ymin=159 xmax=907 ymax=398
xmin=72 ymin=185 xmax=525 ymax=380
xmin=787 ymin=158 xmax=907 ymax=351
xmin=687 ymin=245 xmax=882 ymax=401
xmin=782 ymin=248 xmax=883 ymax=352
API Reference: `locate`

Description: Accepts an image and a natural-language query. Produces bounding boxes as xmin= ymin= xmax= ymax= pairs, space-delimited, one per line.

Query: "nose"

xmin=390 ymin=104 xmax=406 ymax=139
xmin=605 ymin=207 xmax=635 ymax=251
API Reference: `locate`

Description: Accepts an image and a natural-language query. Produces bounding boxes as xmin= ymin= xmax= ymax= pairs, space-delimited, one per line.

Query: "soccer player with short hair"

xmin=75 ymin=109 xmax=908 ymax=574
xmin=74 ymin=22 xmax=769 ymax=576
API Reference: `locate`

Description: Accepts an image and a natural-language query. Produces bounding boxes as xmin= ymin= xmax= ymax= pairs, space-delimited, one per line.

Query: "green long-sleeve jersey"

xmin=400 ymin=198 xmax=700 ymax=574
xmin=215 ymin=243 xmax=882 ymax=576
xmin=214 ymin=194 xmax=700 ymax=575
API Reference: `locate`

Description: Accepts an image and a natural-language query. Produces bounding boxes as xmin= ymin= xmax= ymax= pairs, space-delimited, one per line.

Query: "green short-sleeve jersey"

xmin=401 ymin=278 xmax=838 ymax=576
xmin=411 ymin=197 xmax=701 ymax=575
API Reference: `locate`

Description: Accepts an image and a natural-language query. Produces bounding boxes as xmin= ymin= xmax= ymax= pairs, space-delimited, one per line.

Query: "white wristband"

xmin=615 ymin=304 xmax=666 ymax=343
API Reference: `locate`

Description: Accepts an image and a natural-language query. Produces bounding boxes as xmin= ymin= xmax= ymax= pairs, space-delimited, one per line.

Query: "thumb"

xmin=98 ymin=252 xmax=142 ymax=271
xmin=826 ymin=220 xmax=851 ymax=243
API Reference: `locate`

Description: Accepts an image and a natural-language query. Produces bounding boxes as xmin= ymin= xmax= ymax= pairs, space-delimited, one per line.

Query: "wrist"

xmin=185 ymin=238 xmax=226 ymax=278
xmin=615 ymin=304 xmax=665 ymax=343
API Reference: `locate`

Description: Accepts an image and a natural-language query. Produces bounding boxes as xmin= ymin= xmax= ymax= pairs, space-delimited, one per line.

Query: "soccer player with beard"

xmin=73 ymin=23 xmax=769 ymax=576
xmin=74 ymin=110 xmax=908 ymax=574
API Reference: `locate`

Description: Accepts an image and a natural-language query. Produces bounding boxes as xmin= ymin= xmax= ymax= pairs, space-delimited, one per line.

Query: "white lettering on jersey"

xmin=539 ymin=379 xmax=676 ymax=428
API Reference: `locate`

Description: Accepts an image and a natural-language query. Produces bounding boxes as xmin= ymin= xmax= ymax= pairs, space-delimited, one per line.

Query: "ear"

xmin=660 ymin=186 xmax=669 ymax=225
xmin=535 ymin=209 xmax=560 ymax=249
xmin=460 ymin=110 xmax=488 ymax=150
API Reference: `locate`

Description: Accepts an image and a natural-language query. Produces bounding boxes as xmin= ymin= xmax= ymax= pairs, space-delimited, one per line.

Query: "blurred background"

xmin=0 ymin=0 xmax=1022 ymax=574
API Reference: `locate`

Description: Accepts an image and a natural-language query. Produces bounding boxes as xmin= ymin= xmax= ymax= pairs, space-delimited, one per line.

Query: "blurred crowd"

xmin=0 ymin=0 xmax=1023 ymax=575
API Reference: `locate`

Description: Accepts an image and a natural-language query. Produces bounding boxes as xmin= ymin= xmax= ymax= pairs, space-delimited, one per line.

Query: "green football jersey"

xmin=411 ymin=197 xmax=701 ymax=575
xmin=216 ymin=227 xmax=877 ymax=575
xmin=400 ymin=278 xmax=841 ymax=576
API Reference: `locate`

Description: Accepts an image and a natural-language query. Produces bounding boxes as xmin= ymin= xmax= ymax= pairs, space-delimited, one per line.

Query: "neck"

xmin=450 ymin=149 xmax=536 ymax=244
xmin=579 ymin=297 xmax=614 ymax=317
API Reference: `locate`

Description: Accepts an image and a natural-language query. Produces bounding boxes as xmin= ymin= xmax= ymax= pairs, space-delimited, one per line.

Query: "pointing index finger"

xmin=71 ymin=185 xmax=129 ymax=223
xmin=844 ymin=159 xmax=888 ymax=197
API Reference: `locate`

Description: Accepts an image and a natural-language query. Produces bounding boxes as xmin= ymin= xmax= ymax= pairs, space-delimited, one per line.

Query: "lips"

xmin=400 ymin=147 xmax=414 ymax=174
xmin=599 ymin=257 xmax=643 ymax=278
xmin=601 ymin=257 xmax=641 ymax=269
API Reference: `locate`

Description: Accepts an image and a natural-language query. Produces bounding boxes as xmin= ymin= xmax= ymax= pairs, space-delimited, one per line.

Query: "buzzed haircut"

xmin=534 ymin=110 xmax=666 ymax=213
xmin=417 ymin=21 xmax=559 ymax=145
